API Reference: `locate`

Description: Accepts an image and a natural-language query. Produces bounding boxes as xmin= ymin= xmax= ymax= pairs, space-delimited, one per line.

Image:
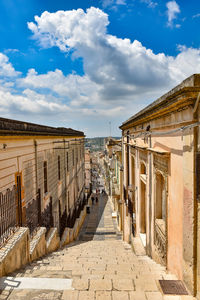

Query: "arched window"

xmin=141 ymin=162 xmax=146 ymax=175
xmin=155 ymin=172 xmax=166 ymax=221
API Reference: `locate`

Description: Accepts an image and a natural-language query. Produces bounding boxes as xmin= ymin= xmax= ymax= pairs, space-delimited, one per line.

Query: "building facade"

xmin=103 ymin=138 xmax=123 ymax=230
xmin=120 ymin=74 xmax=200 ymax=297
xmin=0 ymin=118 xmax=85 ymax=242
xmin=85 ymin=149 xmax=92 ymax=199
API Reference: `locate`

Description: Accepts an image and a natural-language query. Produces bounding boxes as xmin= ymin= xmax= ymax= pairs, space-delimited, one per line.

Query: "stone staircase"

xmin=0 ymin=195 xmax=196 ymax=299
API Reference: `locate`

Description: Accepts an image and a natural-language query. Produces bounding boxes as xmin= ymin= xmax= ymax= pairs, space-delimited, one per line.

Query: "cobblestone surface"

xmin=0 ymin=194 xmax=196 ymax=299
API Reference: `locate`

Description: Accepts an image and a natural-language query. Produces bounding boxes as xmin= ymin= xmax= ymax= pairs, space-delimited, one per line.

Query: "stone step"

xmin=1 ymin=195 xmax=196 ymax=300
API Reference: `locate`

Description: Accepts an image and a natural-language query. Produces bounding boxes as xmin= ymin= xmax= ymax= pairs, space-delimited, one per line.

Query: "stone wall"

xmin=30 ymin=227 xmax=47 ymax=262
xmin=0 ymin=228 xmax=29 ymax=277
xmin=46 ymin=228 xmax=60 ymax=253
xmin=0 ymin=135 xmax=85 ymax=237
xmin=0 ymin=204 xmax=86 ymax=277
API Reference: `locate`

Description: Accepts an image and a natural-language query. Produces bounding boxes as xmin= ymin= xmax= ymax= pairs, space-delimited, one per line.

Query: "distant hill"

xmin=85 ymin=137 xmax=120 ymax=152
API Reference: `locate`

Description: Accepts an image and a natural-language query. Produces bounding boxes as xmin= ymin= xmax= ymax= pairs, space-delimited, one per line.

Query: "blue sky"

xmin=0 ymin=0 xmax=199 ymax=137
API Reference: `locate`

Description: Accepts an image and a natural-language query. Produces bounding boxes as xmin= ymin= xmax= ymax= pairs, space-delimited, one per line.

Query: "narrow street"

xmin=0 ymin=193 xmax=196 ymax=300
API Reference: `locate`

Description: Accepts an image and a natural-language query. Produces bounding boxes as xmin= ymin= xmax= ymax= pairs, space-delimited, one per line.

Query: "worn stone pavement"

xmin=0 ymin=194 xmax=196 ymax=300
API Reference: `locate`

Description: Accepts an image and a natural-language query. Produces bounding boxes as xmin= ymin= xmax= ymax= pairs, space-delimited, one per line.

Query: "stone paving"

xmin=0 ymin=194 xmax=196 ymax=300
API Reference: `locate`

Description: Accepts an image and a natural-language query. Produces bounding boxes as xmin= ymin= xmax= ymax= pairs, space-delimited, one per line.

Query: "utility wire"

xmin=123 ymin=121 xmax=200 ymax=140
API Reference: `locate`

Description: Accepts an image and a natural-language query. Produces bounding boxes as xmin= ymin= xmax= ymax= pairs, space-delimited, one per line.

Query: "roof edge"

xmin=0 ymin=117 xmax=84 ymax=137
xmin=120 ymin=74 xmax=200 ymax=130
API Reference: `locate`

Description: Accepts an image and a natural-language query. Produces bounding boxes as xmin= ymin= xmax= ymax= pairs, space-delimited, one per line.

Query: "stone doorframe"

xmin=153 ymin=153 xmax=169 ymax=266
xmin=140 ymin=160 xmax=147 ymax=235
xmin=128 ymin=154 xmax=136 ymax=236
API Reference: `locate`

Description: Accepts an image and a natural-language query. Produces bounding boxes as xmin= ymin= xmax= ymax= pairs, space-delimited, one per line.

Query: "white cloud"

xmin=4 ymin=49 xmax=20 ymax=54
xmin=18 ymin=68 xmax=101 ymax=107
xmin=0 ymin=86 xmax=71 ymax=114
xmin=0 ymin=52 xmax=125 ymax=132
xmin=1 ymin=7 xmax=200 ymax=136
xmin=22 ymin=8 xmax=200 ymax=128
xmin=101 ymin=0 xmax=126 ymax=8
xmin=193 ymin=13 xmax=200 ymax=19
xmin=0 ymin=53 xmax=20 ymax=77
xmin=140 ymin=0 xmax=157 ymax=8
xmin=28 ymin=7 xmax=199 ymax=100
xmin=116 ymin=0 xmax=126 ymax=5
xmin=169 ymin=46 xmax=200 ymax=81
xmin=101 ymin=0 xmax=113 ymax=8
xmin=166 ymin=1 xmax=180 ymax=27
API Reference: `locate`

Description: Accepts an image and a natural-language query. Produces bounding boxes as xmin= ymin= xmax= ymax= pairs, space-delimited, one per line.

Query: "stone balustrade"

xmin=155 ymin=218 xmax=166 ymax=265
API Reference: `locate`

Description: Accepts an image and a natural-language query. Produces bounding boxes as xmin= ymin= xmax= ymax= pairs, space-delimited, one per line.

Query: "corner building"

xmin=0 ymin=118 xmax=85 ymax=239
xmin=120 ymin=74 xmax=200 ymax=298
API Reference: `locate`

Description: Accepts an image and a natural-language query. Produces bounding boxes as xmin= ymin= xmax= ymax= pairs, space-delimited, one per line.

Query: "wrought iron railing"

xmin=25 ymin=193 xmax=41 ymax=238
xmin=0 ymin=183 xmax=86 ymax=244
xmin=65 ymin=196 xmax=86 ymax=231
xmin=59 ymin=208 xmax=67 ymax=237
xmin=40 ymin=197 xmax=53 ymax=236
xmin=0 ymin=186 xmax=18 ymax=248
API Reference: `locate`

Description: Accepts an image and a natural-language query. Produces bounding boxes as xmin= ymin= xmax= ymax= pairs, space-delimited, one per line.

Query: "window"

xmin=44 ymin=161 xmax=48 ymax=193
xmin=66 ymin=152 xmax=69 ymax=172
xmin=58 ymin=155 xmax=61 ymax=180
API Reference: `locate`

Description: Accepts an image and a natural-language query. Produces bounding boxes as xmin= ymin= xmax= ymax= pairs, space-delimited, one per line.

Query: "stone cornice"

xmin=120 ymin=74 xmax=200 ymax=131
xmin=0 ymin=117 xmax=85 ymax=137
